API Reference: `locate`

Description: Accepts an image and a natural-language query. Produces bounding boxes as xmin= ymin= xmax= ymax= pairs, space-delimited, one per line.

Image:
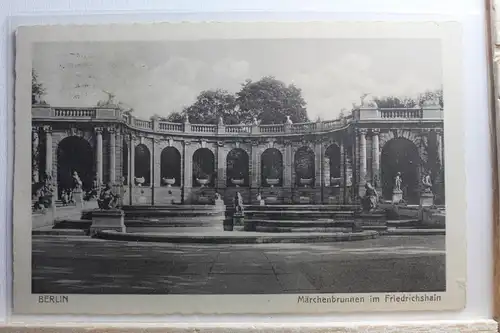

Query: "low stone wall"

xmin=130 ymin=187 xmax=153 ymax=205
xmin=32 ymin=209 xmax=55 ymax=229
xmin=155 ymin=186 xmax=182 ymax=204
xmin=421 ymin=207 xmax=446 ymax=228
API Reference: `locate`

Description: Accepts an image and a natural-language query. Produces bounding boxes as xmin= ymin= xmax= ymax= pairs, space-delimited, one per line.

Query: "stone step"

xmin=231 ymin=205 xmax=359 ymax=212
xmin=32 ymin=228 xmax=87 ymax=236
xmin=246 ymin=219 xmax=355 ymax=228
xmin=255 ymin=226 xmax=353 ymax=233
xmin=386 ymin=219 xmax=421 ymax=228
xmin=244 ymin=211 xmax=356 ymax=219
xmin=53 ymin=219 xmax=92 ymax=230
xmin=123 ymin=205 xmax=224 ymax=211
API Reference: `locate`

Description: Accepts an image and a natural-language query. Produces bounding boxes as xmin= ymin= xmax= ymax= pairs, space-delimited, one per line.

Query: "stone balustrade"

xmin=32 ymin=104 xmax=443 ymax=138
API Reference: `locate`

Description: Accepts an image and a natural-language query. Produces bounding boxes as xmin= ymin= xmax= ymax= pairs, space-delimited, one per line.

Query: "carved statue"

xmin=422 ymin=171 xmax=433 ymax=193
xmin=33 ymin=173 xmax=54 ymax=211
xmin=215 ymin=192 xmax=221 ymax=201
xmin=234 ymin=192 xmax=244 ymax=214
xmin=97 ymin=182 xmax=120 ymax=210
xmin=285 ymin=116 xmax=293 ymax=125
xmin=361 ymin=182 xmax=379 ymax=212
xmin=394 ymin=172 xmax=402 ymax=192
xmin=72 ymin=171 xmax=83 ymax=190
xmin=218 ymin=117 xmax=224 ymax=126
xmin=253 ymin=117 xmax=259 ymax=126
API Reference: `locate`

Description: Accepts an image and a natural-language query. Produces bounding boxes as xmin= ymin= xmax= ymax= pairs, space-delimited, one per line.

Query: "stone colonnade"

xmin=355 ymin=127 xmax=445 ymax=199
xmin=32 ymin=123 xmax=445 ymax=205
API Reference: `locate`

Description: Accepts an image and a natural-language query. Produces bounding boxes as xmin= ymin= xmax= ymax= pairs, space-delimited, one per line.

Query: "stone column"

xmin=371 ymin=129 xmax=380 ymax=189
xmin=183 ymin=141 xmax=193 ymax=203
xmin=108 ymin=127 xmax=116 ymax=184
xmin=436 ymin=129 xmax=443 ymax=166
xmin=150 ymin=138 xmax=154 ymax=186
xmin=129 ymin=136 xmax=135 ymax=184
xmin=358 ymin=129 xmax=367 ymax=196
xmin=323 ymin=156 xmax=330 ymax=187
xmin=32 ymin=127 xmax=40 ymax=184
xmin=283 ymin=141 xmax=293 ymax=204
xmin=251 ymin=141 xmax=259 ymax=188
xmin=217 ymin=143 xmax=226 ymax=189
xmin=340 ymin=141 xmax=346 ymax=202
xmin=284 ymin=142 xmax=293 ymax=187
xmin=43 ymin=125 xmax=53 ymax=177
xmin=153 ymin=141 xmax=162 ymax=188
xmin=95 ymin=127 xmax=103 ymax=184
xmin=314 ymin=141 xmax=322 ymax=188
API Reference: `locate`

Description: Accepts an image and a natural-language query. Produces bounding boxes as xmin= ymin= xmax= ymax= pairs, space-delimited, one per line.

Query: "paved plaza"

xmin=32 ymin=235 xmax=445 ymax=294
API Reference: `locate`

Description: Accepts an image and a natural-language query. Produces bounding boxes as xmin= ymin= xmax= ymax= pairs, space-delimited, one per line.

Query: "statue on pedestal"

xmin=97 ymin=182 xmax=120 ymax=210
xmin=234 ymin=192 xmax=244 ymax=214
xmin=392 ymin=172 xmax=403 ymax=204
xmin=394 ymin=172 xmax=402 ymax=192
xmin=71 ymin=171 xmax=84 ymax=208
xmin=422 ymin=171 xmax=433 ymax=193
xmin=361 ymin=182 xmax=379 ymax=212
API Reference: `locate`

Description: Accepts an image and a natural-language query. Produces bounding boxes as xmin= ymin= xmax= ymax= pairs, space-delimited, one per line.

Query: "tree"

xmin=236 ymin=76 xmax=308 ymax=124
xmin=374 ymin=96 xmax=417 ymax=108
xmin=164 ymin=112 xmax=184 ymax=123
xmin=373 ymin=88 xmax=443 ymax=109
xmin=183 ymin=89 xmax=238 ymax=124
xmin=417 ymin=88 xmax=443 ymax=107
xmin=32 ymin=69 xmax=46 ymax=105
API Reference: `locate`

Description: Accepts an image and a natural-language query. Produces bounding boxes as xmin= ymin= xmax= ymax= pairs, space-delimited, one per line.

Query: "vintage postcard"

xmin=13 ymin=21 xmax=466 ymax=315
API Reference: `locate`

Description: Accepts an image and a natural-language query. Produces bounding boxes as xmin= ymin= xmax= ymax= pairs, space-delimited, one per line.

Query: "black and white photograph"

xmin=14 ymin=22 xmax=466 ymax=315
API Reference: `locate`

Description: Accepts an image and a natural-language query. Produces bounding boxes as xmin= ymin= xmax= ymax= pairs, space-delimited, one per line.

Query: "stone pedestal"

xmin=259 ymin=200 xmax=265 ymax=206
xmin=420 ymin=191 xmax=434 ymax=207
xmin=90 ymin=209 xmax=126 ymax=236
xmin=233 ymin=212 xmax=245 ymax=231
xmin=392 ymin=190 xmax=403 ymax=204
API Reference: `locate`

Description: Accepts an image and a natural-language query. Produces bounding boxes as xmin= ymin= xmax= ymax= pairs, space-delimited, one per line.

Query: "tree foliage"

xmin=165 ymin=76 xmax=309 ymax=125
xmin=374 ymin=88 xmax=443 ymax=108
xmin=183 ymin=89 xmax=238 ymax=125
xmin=236 ymin=76 xmax=308 ymax=124
xmin=32 ymin=69 xmax=46 ymax=105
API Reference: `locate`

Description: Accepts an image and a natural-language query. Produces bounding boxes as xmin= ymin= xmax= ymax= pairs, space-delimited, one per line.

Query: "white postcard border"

xmin=13 ymin=21 xmax=466 ymax=315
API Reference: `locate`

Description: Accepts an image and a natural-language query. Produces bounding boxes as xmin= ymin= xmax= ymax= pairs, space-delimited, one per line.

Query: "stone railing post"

xmin=251 ymin=124 xmax=260 ymax=134
xmin=151 ymin=117 xmax=159 ymax=132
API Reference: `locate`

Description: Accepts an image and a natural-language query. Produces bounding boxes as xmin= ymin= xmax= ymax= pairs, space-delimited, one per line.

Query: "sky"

xmin=33 ymin=39 xmax=442 ymax=121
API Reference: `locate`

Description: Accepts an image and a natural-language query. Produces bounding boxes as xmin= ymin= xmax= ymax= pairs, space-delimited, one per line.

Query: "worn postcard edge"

xmin=13 ymin=21 xmax=467 ymax=316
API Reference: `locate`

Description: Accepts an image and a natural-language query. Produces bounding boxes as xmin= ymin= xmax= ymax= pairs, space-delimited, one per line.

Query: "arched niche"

xmin=193 ymin=148 xmax=215 ymax=187
xmin=160 ymin=147 xmax=181 ymax=186
xmin=381 ymin=138 xmax=420 ymax=203
xmin=294 ymin=146 xmax=315 ymax=187
xmin=325 ymin=144 xmax=341 ymax=187
xmin=226 ymin=148 xmax=250 ymax=187
xmin=261 ymin=148 xmax=283 ymax=187
xmin=57 ymin=136 xmax=95 ymax=197
xmin=134 ymin=144 xmax=151 ymax=186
